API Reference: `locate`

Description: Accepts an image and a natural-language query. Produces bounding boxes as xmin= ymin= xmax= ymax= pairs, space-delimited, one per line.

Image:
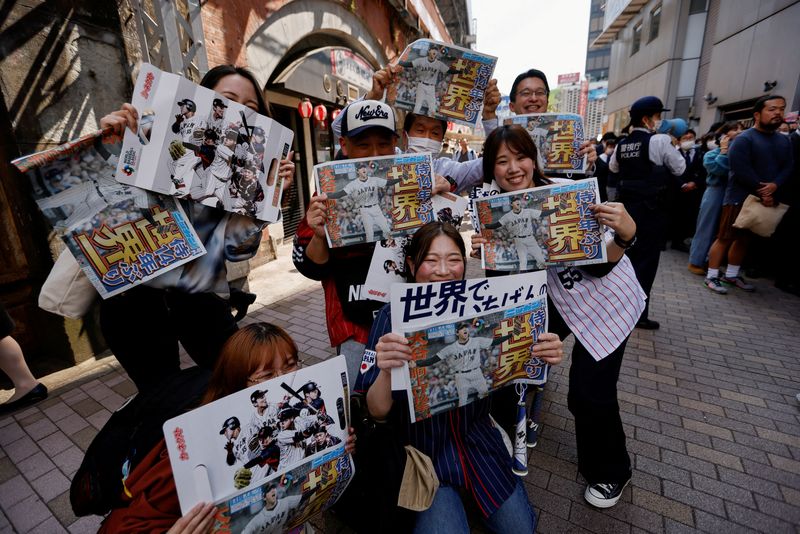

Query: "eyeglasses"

xmin=517 ymin=89 xmax=548 ymax=99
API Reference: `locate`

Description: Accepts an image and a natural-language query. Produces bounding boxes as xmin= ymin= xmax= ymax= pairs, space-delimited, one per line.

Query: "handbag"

xmin=732 ymin=194 xmax=789 ymax=238
xmin=39 ymin=248 xmax=98 ymax=319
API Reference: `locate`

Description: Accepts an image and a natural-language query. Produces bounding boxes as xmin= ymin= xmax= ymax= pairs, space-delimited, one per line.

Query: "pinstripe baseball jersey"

xmin=546 ymin=254 xmax=645 ymax=360
xmin=355 ymin=306 xmax=517 ymax=518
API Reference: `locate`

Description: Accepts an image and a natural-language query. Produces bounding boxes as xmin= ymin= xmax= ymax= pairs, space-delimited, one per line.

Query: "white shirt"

xmin=435 ymin=336 xmax=493 ymax=373
xmin=498 ymin=208 xmax=542 ymax=239
xmin=343 ymin=176 xmax=387 ymax=207
xmin=412 ymin=57 xmax=449 ymax=85
xmin=241 ymin=494 xmax=303 ymax=534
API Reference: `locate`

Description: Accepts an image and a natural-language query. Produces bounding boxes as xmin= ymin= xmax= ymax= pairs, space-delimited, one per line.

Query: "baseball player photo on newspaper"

xmin=163 ymin=355 xmax=353 ymax=532
xmin=12 ymin=130 xmax=206 ymax=298
xmin=389 ymin=271 xmax=549 ymax=422
xmin=473 ymin=178 xmax=608 ymax=272
xmin=314 ymin=153 xmax=435 ymax=247
xmin=503 ymin=113 xmax=587 ymax=175
xmin=395 ymin=38 xmax=497 ymax=127
xmin=115 ymin=63 xmax=294 ymax=222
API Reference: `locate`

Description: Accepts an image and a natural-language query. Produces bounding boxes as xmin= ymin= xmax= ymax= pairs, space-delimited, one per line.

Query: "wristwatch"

xmin=613 ymin=233 xmax=637 ymax=249
xmin=444 ymin=175 xmax=457 ymax=193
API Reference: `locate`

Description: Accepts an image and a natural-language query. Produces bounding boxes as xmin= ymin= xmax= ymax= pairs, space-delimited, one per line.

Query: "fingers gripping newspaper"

xmin=389 ymin=272 xmax=549 ymax=422
xmin=116 ymin=63 xmax=294 ymax=222
xmin=163 ymin=356 xmax=353 ymax=533
xmin=395 ymin=39 xmax=497 ymax=128
xmin=12 ymin=130 xmax=206 ymax=298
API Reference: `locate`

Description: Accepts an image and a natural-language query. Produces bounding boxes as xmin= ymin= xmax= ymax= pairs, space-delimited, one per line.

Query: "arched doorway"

xmin=246 ymin=0 xmax=386 ymax=241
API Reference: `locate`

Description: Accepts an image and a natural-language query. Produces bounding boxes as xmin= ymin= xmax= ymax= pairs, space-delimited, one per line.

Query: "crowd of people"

xmin=1 ymin=44 xmax=797 ymax=534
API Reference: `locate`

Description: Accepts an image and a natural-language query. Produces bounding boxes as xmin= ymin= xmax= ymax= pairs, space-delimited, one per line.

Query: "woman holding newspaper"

xmin=471 ymin=124 xmax=645 ymax=509
xmin=98 ymin=65 xmax=296 ymax=393
xmin=99 ymin=322 xmax=355 ymax=533
xmin=355 ymin=221 xmax=564 ymax=533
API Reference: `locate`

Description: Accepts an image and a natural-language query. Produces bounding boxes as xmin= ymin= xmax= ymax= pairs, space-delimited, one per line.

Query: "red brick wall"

xmin=200 ymin=0 xmax=449 ymax=71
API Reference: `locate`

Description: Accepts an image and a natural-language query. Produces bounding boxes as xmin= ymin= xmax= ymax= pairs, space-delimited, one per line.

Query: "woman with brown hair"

xmin=100 ymin=322 xmax=354 ymax=533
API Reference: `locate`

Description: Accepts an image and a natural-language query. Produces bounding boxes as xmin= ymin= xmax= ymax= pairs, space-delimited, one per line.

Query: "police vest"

xmin=616 ymin=129 xmax=669 ymax=199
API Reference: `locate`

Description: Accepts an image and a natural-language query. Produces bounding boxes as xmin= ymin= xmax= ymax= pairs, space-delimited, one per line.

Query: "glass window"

xmin=648 ymin=5 xmax=662 ymax=43
xmin=631 ymin=22 xmax=642 ymax=55
xmin=689 ymin=0 xmax=707 ymax=14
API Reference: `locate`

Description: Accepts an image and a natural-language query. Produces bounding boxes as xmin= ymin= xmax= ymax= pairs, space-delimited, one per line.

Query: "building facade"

xmin=585 ymin=0 xmax=612 ymax=81
xmin=0 ymin=0 xmax=465 ymax=375
xmin=593 ymin=0 xmax=799 ymax=135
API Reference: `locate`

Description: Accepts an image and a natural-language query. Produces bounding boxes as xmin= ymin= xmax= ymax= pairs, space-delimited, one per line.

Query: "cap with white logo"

xmin=340 ymin=99 xmax=397 ymax=138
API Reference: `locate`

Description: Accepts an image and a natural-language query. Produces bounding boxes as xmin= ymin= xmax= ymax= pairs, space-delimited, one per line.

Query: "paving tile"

xmin=4 ymin=435 xmax=38 ymax=463
xmin=6 ymin=493 xmax=52 ymax=533
xmin=680 ymin=418 xmax=733 ymax=441
xmin=689 ymin=472 xmax=755 ymax=508
xmin=54 ymin=413 xmax=90 ymax=436
xmin=16 ymin=451 xmax=56 ymax=482
xmin=37 ymin=431 xmax=73 ymax=457
xmin=662 ymin=480 xmax=725 ymax=517
xmin=0 ymin=422 xmax=24 ymax=446
xmin=67 ymin=426 xmax=97 ymax=452
xmin=67 ymin=514 xmax=103 ymax=533
xmin=569 ymin=505 xmax=632 ymax=534
xmin=685 ymin=442 xmax=742 ymax=471
xmin=42 ymin=402 xmax=76 ymax=422
xmin=725 ymin=501 xmax=796 ymax=534
xmin=753 ymin=493 xmax=800 ymax=526
xmin=0 ymin=457 xmax=18 ymax=485
xmin=631 ymin=487 xmax=693 ymax=526
xmin=22 ymin=417 xmax=58 ymax=441
xmin=46 ymin=491 xmax=78 ymax=528
xmin=30 ymin=468 xmax=72 ymax=504
xmin=85 ymin=409 xmax=111 ymax=431
xmin=69 ymin=398 xmax=104 ymax=419
xmin=0 ymin=475 xmax=34 ymax=510
xmin=33 ymin=516 xmax=68 ymax=533
xmin=767 ymin=453 xmax=800 ymax=475
xmin=51 ymin=446 xmax=85 ymax=478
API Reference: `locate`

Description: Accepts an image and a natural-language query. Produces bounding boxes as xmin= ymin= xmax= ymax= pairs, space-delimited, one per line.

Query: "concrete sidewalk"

xmin=1 ymin=245 xmax=798 ymax=533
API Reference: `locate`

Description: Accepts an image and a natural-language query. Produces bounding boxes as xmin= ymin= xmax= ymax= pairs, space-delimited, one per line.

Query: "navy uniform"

xmin=610 ymin=97 xmax=685 ymax=326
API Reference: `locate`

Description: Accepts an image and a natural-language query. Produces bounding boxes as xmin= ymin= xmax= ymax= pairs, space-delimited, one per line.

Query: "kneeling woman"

xmin=354 ymin=222 xmax=563 ymax=533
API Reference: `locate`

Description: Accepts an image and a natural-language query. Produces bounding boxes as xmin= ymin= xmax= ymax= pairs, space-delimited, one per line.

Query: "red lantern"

xmin=313 ymin=104 xmax=328 ymax=122
xmin=331 ymin=109 xmax=341 ymax=121
xmin=298 ymin=99 xmax=312 ymax=119
xmin=447 ymin=122 xmax=454 ymax=131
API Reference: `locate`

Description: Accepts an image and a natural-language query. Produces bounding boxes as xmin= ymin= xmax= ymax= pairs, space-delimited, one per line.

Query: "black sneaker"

xmin=635 ymin=318 xmax=660 ymax=330
xmin=584 ymin=479 xmax=630 ymax=508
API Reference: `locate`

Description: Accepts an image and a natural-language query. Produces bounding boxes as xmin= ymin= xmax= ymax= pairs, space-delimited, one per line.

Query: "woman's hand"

xmin=305 ymin=194 xmax=329 ymax=240
xmin=591 ymin=202 xmax=636 ymax=242
xmin=375 ymin=333 xmax=412 ymax=372
xmin=531 ymin=332 xmax=563 ymax=365
xmin=100 ymin=103 xmax=138 ymax=144
xmin=345 ymin=426 xmax=357 ymax=454
xmin=470 ymin=232 xmax=487 ymax=259
xmin=166 ymin=502 xmax=217 ymax=534
xmin=279 ymin=150 xmax=295 ymax=191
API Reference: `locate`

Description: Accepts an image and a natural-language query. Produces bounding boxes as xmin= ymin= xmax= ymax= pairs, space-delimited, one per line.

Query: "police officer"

xmin=609 ymin=96 xmax=686 ymax=329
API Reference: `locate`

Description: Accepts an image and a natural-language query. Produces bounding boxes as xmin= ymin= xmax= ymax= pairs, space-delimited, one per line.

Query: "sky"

xmin=472 ymin=0 xmax=592 ymax=95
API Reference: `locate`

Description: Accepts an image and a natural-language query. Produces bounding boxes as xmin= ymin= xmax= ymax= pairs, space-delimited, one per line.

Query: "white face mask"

xmin=605 ymin=147 xmax=615 ymax=156
xmin=680 ymin=140 xmax=695 ymax=150
xmin=649 ymin=118 xmax=663 ymax=133
xmin=706 ymin=140 xmax=718 ymax=150
xmin=406 ymin=135 xmax=443 ymax=154
xmin=779 ymin=131 xmax=790 ymax=136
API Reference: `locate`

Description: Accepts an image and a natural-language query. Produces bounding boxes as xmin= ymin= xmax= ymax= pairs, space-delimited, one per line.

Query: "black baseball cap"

xmin=213 ymin=98 xmax=227 ymax=108
xmin=630 ymin=96 xmax=669 ymax=118
xmin=278 ymin=407 xmax=299 ymax=421
xmin=219 ymin=416 xmax=240 ymax=434
xmin=250 ymin=389 xmax=267 ymax=403
xmin=177 ymin=99 xmax=196 ymax=112
xmin=299 ymin=382 xmax=319 ymax=394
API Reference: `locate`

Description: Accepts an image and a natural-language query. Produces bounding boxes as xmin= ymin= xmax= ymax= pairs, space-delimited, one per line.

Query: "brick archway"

xmin=246 ymin=0 xmax=388 ymax=88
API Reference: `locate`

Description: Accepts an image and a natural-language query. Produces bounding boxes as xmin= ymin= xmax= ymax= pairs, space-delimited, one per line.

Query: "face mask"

xmin=706 ymin=140 xmax=718 ymax=150
xmin=605 ymin=147 xmax=614 ymax=156
xmin=780 ymin=131 xmax=790 ymax=136
xmin=680 ymin=141 xmax=695 ymax=150
xmin=406 ymin=135 xmax=442 ymax=154
xmin=650 ymin=119 xmax=663 ymax=133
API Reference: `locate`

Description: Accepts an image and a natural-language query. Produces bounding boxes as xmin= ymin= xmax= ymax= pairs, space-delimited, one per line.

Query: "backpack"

xmin=70 ymin=366 xmax=211 ymax=516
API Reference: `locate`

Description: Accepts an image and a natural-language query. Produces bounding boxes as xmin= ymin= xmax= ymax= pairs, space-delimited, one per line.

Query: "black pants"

xmin=99 ymin=286 xmax=237 ymax=392
xmin=491 ymin=303 xmax=631 ymax=485
xmin=622 ymin=195 xmax=667 ymax=321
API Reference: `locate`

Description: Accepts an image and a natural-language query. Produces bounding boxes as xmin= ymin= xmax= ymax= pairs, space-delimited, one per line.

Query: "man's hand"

xmin=233 ymin=468 xmax=252 ymax=489
xmin=681 ymin=182 xmax=697 ymax=192
xmin=578 ymin=141 xmax=597 ymax=166
xmin=366 ymin=64 xmax=403 ymax=102
xmin=169 ymin=140 xmax=187 ymax=160
xmin=482 ymin=79 xmax=500 ymax=120
xmin=433 ymin=175 xmax=452 ymax=195
xmin=306 ymin=194 xmax=330 ymax=240
xmin=757 ymin=182 xmax=777 ymax=197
